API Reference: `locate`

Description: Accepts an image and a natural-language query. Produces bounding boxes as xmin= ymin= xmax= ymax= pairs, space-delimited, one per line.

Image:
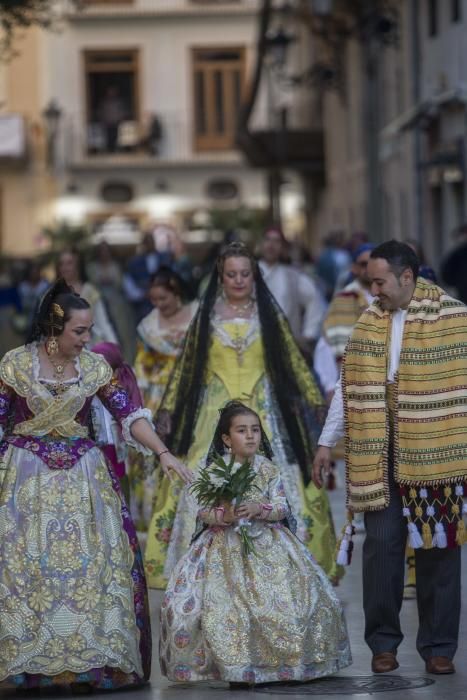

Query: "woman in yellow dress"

xmin=152 ymin=242 xmax=343 ymax=589
xmin=129 ymin=269 xmax=196 ymax=551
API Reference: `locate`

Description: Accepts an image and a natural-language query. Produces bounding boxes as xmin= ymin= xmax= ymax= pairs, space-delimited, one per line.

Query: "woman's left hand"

xmin=235 ymin=502 xmax=261 ymax=519
xmin=159 ymin=452 xmax=193 ymax=484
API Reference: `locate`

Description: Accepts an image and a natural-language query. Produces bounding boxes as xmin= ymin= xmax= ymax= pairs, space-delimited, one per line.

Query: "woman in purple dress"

xmin=0 ymin=280 xmax=191 ymax=692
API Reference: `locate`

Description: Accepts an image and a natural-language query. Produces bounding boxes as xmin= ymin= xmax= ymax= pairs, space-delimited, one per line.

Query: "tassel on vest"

xmin=456 ymin=519 xmax=467 ymax=546
xmin=336 ymin=513 xmax=355 ymax=566
xmin=432 ymin=523 xmax=447 ymax=548
xmin=407 ymin=521 xmax=423 ymax=549
xmin=401 ymin=483 xmax=466 ymax=550
xmin=421 ymin=522 xmax=433 ymax=549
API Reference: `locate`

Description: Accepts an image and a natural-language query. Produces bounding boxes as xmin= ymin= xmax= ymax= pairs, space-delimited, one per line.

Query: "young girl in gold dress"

xmin=160 ymin=401 xmax=351 ymax=685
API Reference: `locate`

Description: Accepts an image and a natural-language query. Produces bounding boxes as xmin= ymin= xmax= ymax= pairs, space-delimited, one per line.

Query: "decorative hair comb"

xmin=51 ymin=303 xmax=65 ymax=318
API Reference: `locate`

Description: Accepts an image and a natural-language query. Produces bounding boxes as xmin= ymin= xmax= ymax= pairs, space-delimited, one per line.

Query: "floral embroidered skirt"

xmin=152 ymin=374 xmax=343 ymax=590
xmin=160 ymin=523 xmax=351 ymax=683
xmin=0 ymin=443 xmax=151 ymax=690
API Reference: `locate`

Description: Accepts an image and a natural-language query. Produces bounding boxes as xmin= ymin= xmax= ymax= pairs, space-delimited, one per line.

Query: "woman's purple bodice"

xmin=0 ymin=379 xmax=139 ymax=470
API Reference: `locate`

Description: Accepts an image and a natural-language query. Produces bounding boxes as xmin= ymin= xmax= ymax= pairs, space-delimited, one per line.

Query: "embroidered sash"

xmin=343 ymin=279 xmax=467 ymax=511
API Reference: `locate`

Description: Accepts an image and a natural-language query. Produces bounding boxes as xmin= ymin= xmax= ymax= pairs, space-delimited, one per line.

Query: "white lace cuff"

xmin=121 ymin=408 xmax=153 ymax=455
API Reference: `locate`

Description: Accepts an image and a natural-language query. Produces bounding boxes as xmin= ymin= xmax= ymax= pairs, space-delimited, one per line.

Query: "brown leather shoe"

xmin=425 ymin=656 xmax=455 ymax=674
xmin=371 ymin=652 xmax=399 ymax=673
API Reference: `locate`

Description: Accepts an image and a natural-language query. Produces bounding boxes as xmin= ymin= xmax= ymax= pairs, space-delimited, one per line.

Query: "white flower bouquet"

xmin=190 ymin=454 xmax=258 ymax=556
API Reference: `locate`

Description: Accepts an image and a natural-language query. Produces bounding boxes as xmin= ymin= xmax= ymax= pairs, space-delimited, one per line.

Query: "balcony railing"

xmin=59 ymin=111 xmax=246 ymax=168
xmin=66 ymin=0 xmax=259 ymax=17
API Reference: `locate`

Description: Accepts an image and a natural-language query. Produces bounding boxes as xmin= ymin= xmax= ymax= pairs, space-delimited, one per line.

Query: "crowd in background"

xmin=0 ymin=222 xmax=454 ymax=364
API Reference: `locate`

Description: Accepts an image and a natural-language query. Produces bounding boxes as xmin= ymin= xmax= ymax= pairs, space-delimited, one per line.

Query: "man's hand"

xmin=312 ymin=445 xmax=332 ymax=488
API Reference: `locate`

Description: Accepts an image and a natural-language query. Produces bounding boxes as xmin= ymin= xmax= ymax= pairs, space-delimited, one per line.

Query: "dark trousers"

xmin=363 ymin=470 xmax=461 ymax=660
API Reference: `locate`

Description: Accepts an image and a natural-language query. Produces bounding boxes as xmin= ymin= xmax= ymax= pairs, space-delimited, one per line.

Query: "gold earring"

xmin=46 ymin=335 xmax=59 ymax=356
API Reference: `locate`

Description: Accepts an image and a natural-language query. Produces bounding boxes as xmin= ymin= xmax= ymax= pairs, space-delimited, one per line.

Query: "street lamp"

xmin=42 ymin=99 xmax=62 ymax=169
xmin=265 ymin=26 xmax=296 ymax=69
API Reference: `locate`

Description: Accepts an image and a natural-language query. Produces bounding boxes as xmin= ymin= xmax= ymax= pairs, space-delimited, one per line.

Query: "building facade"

xmin=310 ymin=0 xmax=467 ymax=266
xmin=1 ymin=0 xmax=287 ymax=256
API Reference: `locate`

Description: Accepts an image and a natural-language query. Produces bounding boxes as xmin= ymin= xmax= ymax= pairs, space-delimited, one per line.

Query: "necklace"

xmin=222 ymin=293 xmax=254 ymax=316
xmin=46 ymin=351 xmax=73 ymax=395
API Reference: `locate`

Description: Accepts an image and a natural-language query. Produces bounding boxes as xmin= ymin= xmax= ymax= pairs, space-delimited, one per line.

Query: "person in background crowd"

xmin=17 ymin=261 xmax=49 ymax=337
xmin=128 ymin=268 xmax=197 ymax=544
xmin=334 ymin=231 xmax=370 ymax=291
xmin=0 ymin=263 xmax=22 ymax=357
xmin=441 ymin=223 xmax=467 ymax=303
xmin=314 ymin=243 xmax=375 ymax=402
xmin=57 ymin=248 xmax=118 ymax=346
xmin=170 ymin=235 xmax=195 ymax=292
xmin=313 ymin=240 xmax=467 ymax=676
xmin=316 ymin=231 xmax=352 ymax=301
xmin=87 ymin=241 xmax=135 ymax=360
xmin=259 ymin=227 xmax=326 ymax=357
xmin=406 ymin=239 xmax=437 ymax=284
xmin=123 ymin=232 xmax=173 ymax=324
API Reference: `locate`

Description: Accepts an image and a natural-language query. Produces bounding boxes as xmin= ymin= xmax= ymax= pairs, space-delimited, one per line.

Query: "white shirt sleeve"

xmin=318 ymin=376 xmax=344 ymax=447
xmin=314 ymin=337 xmax=339 ymax=394
xmin=122 ymin=273 xmax=145 ymax=302
xmin=92 ymin=298 xmax=118 ymax=344
xmin=297 ymin=272 xmax=326 ymax=341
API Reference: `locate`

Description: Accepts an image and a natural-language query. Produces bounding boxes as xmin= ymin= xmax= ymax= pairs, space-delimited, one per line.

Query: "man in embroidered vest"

xmin=314 ymin=243 xmax=375 ymax=401
xmin=313 ymin=240 xmax=467 ymax=676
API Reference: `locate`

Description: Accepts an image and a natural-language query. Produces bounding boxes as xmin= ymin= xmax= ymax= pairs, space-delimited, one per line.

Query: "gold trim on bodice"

xmin=0 ymin=345 xmax=113 ymax=439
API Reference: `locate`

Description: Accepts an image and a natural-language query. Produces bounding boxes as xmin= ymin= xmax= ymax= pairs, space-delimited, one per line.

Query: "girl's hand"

xmin=235 ymin=502 xmax=262 ymax=519
xmin=159 ymin=452 xmax=193 ymax=484
xmin=221 ymin=503 xmax=236 ymax=524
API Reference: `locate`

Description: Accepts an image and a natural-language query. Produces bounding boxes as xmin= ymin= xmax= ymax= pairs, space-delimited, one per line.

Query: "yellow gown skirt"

xmin=145 ymin=328 xmax=343 ymax=588
xmin=129 ymin=344 xmax=174 ymax=531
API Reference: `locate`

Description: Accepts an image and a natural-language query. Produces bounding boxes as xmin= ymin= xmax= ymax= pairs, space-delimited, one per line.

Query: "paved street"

xmin=2 ymin=477 xmax=466 ymax=699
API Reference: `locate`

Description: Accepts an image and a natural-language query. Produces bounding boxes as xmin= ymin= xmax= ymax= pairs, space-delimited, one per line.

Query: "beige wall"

xmin=0 ymin=27 xmax=57 ymax=256
xmin=311 ymin=0 xmax=416 ymax=253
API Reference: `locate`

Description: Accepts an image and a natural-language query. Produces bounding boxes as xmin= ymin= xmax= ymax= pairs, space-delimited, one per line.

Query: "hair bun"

xmin=27 ymin=277 xmax=84 ymax=343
